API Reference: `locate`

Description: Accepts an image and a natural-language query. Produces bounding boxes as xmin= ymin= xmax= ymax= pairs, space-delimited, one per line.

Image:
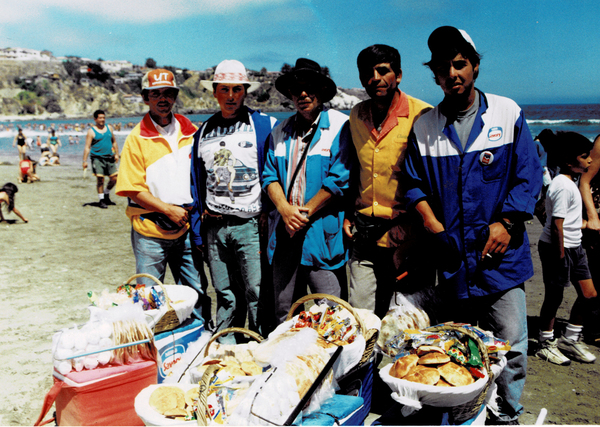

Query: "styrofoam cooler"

xmin=46 ymin=360 xmax=158 ymax=426
xmin=154 ymin=316 xmax=205 ymax=383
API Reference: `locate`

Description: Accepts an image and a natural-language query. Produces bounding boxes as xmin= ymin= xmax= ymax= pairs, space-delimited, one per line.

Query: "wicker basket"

xmin=285 ymin=293 xmax=379 ymax=366
xmin=123 ymin=273 xmax=180 ymax=334
xmin=426 ymin=324 xmax=493 ymax=423
xmin=196 ymin=327 xmax=264 ymax=425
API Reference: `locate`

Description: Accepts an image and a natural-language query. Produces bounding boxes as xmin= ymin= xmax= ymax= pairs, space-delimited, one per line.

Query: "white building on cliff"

xmin=0 ymin=48 xmax=54 ymax=61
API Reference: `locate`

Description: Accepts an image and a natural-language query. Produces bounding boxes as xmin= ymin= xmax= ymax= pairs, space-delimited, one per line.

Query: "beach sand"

xmin=0 ymin=160 xmax=599 ymax=425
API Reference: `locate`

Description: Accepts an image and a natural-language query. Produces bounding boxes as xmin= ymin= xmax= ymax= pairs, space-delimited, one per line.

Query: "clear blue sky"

xmin=0 ymin=0 xmax=598 ymax=105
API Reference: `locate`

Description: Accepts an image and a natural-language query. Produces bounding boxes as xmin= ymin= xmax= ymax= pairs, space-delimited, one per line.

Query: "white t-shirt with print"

xmin=197 ymin=118 xmax=261 ymax=218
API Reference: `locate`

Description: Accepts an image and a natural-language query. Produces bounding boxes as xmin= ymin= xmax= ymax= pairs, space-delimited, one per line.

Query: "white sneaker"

xmin=536 ymin=339 xmax=571 ymax=366
xmin=558 ymin=336 xmax=597 ymax=363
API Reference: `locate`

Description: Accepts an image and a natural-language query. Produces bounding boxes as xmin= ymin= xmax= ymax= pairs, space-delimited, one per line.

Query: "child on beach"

xmin=0 ymin=182 xmax=28 ymax=223
xmin=537 ymin=131 xmax=598 ymax=365
xmin=19 ymin=155 xmax=40 ymax=183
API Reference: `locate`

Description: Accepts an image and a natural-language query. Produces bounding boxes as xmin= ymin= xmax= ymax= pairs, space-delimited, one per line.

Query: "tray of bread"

xmin=379 ymin=323 xmax=509 ymax=409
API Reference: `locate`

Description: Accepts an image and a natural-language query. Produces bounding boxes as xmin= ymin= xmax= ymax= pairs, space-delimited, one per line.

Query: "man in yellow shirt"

xmin=343 ymin=44 xmax=433 ymax=318
xmin=116 ymin=69 xmax=207 ymax=322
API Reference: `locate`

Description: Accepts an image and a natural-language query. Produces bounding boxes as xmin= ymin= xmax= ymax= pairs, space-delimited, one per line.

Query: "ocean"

xmin=0 ymin=105 xmax=598 ymax=165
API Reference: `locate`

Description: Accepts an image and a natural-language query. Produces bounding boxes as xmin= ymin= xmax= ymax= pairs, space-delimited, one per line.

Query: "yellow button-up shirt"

xmin=349 ymin=90 xmax=432 ymax=247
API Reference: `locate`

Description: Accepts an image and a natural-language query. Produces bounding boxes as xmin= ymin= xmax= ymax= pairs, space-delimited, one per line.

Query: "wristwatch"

xmin=499 ymin=218 xmax=514 ymax=233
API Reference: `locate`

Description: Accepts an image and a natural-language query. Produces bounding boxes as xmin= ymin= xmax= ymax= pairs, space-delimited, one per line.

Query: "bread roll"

xmin=437 ymin=362 xmax=474 ymax=386
xmin=418 ymin=352 xmax=451 ymax=365
xmin=391 ymin=354 xmax=419 ymax=378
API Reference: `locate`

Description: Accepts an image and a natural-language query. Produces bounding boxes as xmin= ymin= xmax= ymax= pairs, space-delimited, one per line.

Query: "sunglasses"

xmin=289 ymin=83 xmax=318 ymax=97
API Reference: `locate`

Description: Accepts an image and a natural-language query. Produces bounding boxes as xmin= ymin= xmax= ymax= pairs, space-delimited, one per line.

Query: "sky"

xmin=0 ymin=0 xmax=598 ymax=106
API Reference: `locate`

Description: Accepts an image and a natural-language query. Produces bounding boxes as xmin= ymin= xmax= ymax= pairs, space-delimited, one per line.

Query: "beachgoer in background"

xmin=75 ymin=135 xmax=80 ymax=144
xmin=19 ymin=155 xmax=40 ymax=183
xmin=49 ymin=153 xmax=60 ymax=166
xmin=263 ymin=58 xmax=352 ymax=324
xmin=579 ymin=132 xmax=600 ymax=342
xmin=83 ymin=110 xmax=119 ymax=209
xmin=403 ymin=27 xmax=542 ymax=424
xmin=536 ymin=131 xmax=597 ymax=365
xmin=190 ymin=60 xmax=278 ymax=340
xmin=47 ymin=129 xmax=61 ymax=154
xmin=342 ymin=44 xmax=434 ymax=319
xmin=13 ymin=128 xmax=27 ymax=160
xmin=0 ymin=183 xmax=28 ymax=223
xmin=36 ymin=135 xmax=42 ymax=147
xmin=116 ymin=68 xmax=206 ymax=322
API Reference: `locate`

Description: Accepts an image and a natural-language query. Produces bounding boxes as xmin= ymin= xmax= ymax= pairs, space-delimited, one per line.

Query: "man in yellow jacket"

xmin=343 ymin=45 xmax=433 ymax=318
xmin=116 ymin=69 xmax=206 ymax=322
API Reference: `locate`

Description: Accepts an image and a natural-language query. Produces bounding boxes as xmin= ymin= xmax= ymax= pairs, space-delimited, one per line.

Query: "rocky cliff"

xmin=0 ymin=59 xmax=367 ymax=119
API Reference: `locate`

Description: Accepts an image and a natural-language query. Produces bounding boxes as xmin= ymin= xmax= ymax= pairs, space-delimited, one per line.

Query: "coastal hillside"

xmin=0 ymin=59 xmax=367 ymax=119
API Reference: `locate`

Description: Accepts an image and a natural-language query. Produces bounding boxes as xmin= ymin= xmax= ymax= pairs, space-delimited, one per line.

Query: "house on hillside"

xmin=0 ymin=47 xmax=54 ymax=61
xmin=101 ymin=60 xmax=133 ymax=74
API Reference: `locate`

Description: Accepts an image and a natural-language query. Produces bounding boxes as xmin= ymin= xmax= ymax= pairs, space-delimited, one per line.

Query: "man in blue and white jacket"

xmin=404 ymin=27 xmax=542 ymax=424
xmin=263 ymin=58 xmax=352 ymax=324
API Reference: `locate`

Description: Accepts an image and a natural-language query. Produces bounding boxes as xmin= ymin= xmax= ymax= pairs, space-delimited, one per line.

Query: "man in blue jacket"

xmin=404 ymin=27 xmax=542 ymax=424
xmin=263 ymin=58 xmax=352 ymax=323
xmin=190 ymin=60 xmax=278 ymax=342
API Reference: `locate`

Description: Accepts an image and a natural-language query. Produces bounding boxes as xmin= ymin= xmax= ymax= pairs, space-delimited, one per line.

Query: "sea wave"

xmin=527 ymin=119 xmax=600 ymax=125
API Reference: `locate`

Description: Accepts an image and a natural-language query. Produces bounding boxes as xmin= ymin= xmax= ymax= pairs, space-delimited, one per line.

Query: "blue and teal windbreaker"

xmin=262 ymin=108 xmax=353 ymax=269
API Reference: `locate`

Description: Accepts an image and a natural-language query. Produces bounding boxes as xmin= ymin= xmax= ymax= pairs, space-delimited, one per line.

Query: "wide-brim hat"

xmin=427 ymin=26 xmax=478 ymax=61
xmin=275 ymin=58 xmax=337 ymax=103
xmin=200 ymin=60 xmax=261 ymax=93
xmin=141 ymin=68 xmax=179 ymax=92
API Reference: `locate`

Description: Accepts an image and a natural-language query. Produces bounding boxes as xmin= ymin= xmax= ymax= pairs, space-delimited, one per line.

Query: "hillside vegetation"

xmin=0 ymin=59 xmax=366 ymax=119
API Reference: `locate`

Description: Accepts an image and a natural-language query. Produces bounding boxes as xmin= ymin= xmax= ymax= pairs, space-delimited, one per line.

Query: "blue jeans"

xmin=205 ymin=216 xmax=261 ymax=343
xmin=131 ymin=229 xmax=207 ymax=322
xmin=437 ymin=285 xmax=527 ymax=423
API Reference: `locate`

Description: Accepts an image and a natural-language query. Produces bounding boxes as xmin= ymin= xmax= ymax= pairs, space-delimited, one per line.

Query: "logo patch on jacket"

xmin=488 ymin=127 xmax=502 ymax=141
xmin=479 ymin=151 xmax=494 ymax=165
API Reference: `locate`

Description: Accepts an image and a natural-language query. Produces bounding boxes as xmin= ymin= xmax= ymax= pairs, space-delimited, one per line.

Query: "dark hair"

xmin=212 ymin=83 xmax=250 ymax=94
xmin=424 ymin=42 xmax=481 ymax=78
xmin=357 ymin=44 xmax=401 ymax=79
xmin=1 ymin=182 xmax=18 ymax=212
xmin=546 ymin=131 xmax=593 ymax=171
xmin=93 ymin=110 xmax=105 ymax=119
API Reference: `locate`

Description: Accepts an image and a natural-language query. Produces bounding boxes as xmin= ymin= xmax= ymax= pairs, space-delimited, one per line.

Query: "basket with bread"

xmin=379 ymin=323 xmax=509 ymax=420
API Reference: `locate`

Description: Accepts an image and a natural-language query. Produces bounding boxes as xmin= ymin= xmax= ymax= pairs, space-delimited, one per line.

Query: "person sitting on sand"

xmin=537 ymin=131 xmax=597 ymax=365
xmin=49 ymin=153 xmax=60 ymax=166
xmin=19 ymin=155 xmax=40 ymax=183
xmin=0 ymin=183 xmax=28 ymax=223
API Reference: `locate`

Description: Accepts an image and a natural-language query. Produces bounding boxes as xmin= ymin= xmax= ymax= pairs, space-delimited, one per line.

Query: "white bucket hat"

xmin=200 ymin=60 xmax=261 ymax=93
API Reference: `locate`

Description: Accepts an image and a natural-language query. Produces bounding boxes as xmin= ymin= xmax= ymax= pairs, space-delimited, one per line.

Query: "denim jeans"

xmin=437 ymin=284 xmax=527 ymax=423
xmin=131 ymin=229 xmax=207 ymax=322
xmin=205 ymin=216 xmax=261 ymax=344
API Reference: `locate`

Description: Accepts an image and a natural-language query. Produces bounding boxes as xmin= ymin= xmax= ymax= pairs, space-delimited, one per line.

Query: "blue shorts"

xmin=538 ymin=240 xmax=591 ymax=287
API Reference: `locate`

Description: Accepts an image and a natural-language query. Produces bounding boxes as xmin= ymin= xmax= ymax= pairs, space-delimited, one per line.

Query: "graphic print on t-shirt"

xmin=199 ymin=120 xmax=261 ymax=217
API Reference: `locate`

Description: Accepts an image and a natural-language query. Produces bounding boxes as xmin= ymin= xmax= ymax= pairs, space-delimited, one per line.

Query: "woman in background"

xmin=13 ymin=128 xmax=27 ymax=160
xmin=47 ymin=129 xmax=61 ymax=155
